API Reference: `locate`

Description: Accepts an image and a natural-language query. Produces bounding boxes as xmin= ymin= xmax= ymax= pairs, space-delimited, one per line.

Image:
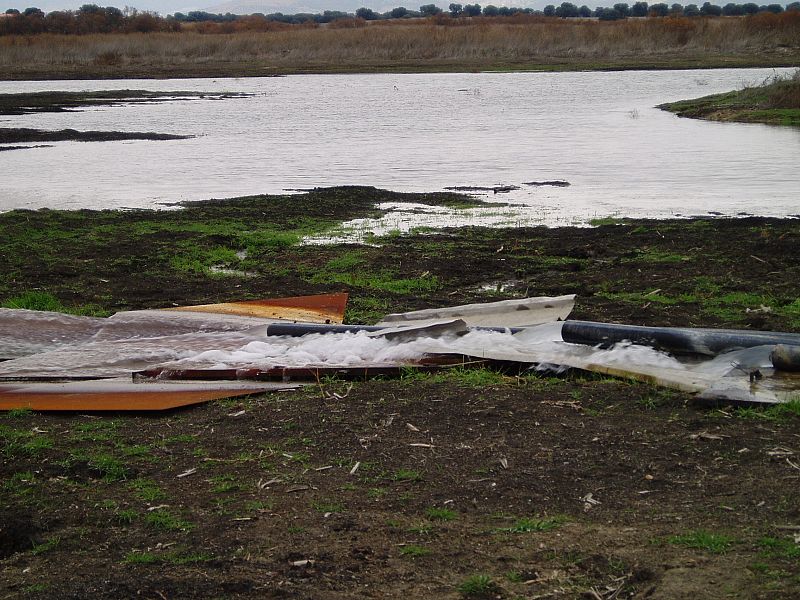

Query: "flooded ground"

xmin=1 ymin=68 xmax=798 ymax=233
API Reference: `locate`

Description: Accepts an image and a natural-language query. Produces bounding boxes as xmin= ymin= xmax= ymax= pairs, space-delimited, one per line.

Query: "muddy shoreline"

xmin=0 ymin=128 xmax=191 ymax=144
xmin=1 ymin=187 xmax=799 ymax=598
xmin=0 ymin=90 xmax=247 ymax=149
xmin=1 ymin=187 xmax=798 ymax=330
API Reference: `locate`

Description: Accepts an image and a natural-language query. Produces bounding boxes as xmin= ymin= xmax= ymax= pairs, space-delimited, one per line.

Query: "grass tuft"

xmin=144 ymin=509 xmax=193 ymax=532
xmin=458 ymin=574 xmax=499 ymax=597
xmin=399 ymin=544 xmax=431 ymax=558
xmin=426 ymin=507 xmax=458 ymax=521
xmin=667 ymin=530 xmax=736 ymax=554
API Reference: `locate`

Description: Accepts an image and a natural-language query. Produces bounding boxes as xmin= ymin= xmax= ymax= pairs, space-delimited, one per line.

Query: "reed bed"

xmin=1 ymin=14 xmax=798 ymax=78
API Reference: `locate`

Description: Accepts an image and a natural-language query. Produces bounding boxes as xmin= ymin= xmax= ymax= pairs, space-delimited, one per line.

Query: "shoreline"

xmin=1 ymin=186 xmax=798 ymax=331
xmin=659 ymin=70 xmax=800 ymax=126
xmin=4 ymin=55 xmax=799 ymax=81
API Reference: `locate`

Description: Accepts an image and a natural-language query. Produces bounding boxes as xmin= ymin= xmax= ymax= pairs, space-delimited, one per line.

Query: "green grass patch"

xmin=667 ymin=530 xmax=736 ymax=554
xmin=128 ymin=478 xmax=167 ymax=502
xmin=124 ymin=550 xmax=212 ymax=565
xmin=344 ymin=296 xmax=392 ymax=325
xmin=310 ymin=499 xmax=345 ymax=513
xmin=86 ymin=452 xmax=129 ymax=482
xmin=426 ymin=507 xmax=458 ymax=521
xmin=5 ymin=407 xmax=34 ymax=418
xmin=1 ymin=471 xmax=36 ymax=497
xmin=31 ymin=537 xmax=61 ymax=556
xmin=622 ymin=249 xmax=690 ymax=264
xmin=144 ymin=509 xmax=193 ymax=532
xmin=659 ymin=71 xmax=800 ymax=126
xmin=393 ymin=469 xmax=423 ymax=482
xmin=117 ymin=443 xmax=153 ymax=458
xmin=402 ymin=366 xmax=510 ymax=387
xmin=210 ymin=475 xmax=241 ymax=494
xmin=458 ymin=574 xmax=499 ymax=597
xmin=400 ymin=544 xmax=431 ymax=558
xmin=438 ymin=367 xmax=508 ymax=386
xmin=309 ymin=269 xmax=440 ymax=294
xmin=324 ymin=251 xmax=366 ymax=271
xmin=2 ymin=290 xmax=67 ymax=312
xmin=169 ymin=245 xmax=242 ymax=277
xmin=0 ymin=426 xmax=54 ymax=457
xmin=637 ymin=395 xmax=661 ymax=410
xmin=734 ymin=399 xmax=800 ymax=424
xmin=588 ymin=216 xmax=626 ymax=226
xmin=757 ymin=536 xmax=800 ymax=560
xmin=114 ymin=508 xmax=138 ymax=525
xmin=408 ymin=522 xmax=434 ymax=535
xmin=1 ymin=291 xmax=109 ymax=317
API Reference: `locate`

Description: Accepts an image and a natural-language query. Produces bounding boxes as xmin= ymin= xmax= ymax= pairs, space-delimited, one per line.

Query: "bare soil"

xmin=1 ymin=188 xmax=799 ymax=599
xmin=1 ymin=377 xmax=799 ymax=599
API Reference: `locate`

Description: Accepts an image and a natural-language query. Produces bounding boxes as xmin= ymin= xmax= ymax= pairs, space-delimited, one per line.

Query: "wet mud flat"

xmin=1 ymin=187 xmax=799 ymax=598
xmin=0 ymin=90 xmax=247 ymax=149
xmin=0 ymin=128 xmax=190 ymax=146
xmin=0 ymin=186 xmax=797 ymax=331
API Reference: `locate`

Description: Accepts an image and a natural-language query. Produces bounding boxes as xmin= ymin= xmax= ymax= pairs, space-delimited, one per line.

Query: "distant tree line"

xmin=0 ymin=5 xmax=177 ymax=34
xmin=2 ymin=1 xmax=799 ymax=34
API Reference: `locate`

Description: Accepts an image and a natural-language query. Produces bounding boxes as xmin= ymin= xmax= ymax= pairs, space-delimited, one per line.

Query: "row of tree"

xmin=2 ymin=2 xmax=799 ymax=35
xmin=1 ymin=5 xmax=177 ymax=34
xmin=545 ymin=1 xmax=795 ymax=19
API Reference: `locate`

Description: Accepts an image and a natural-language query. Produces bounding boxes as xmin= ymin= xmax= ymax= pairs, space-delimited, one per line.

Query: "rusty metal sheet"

xmin=162 ymin=292 xmax=349 ymax=324
xmin=0 ymin=380 xmax=298 ymax=411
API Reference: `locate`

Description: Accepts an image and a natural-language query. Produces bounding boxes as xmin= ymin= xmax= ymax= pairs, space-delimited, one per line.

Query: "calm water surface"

xmin=1 ymin=69 xmax=798 ymax=232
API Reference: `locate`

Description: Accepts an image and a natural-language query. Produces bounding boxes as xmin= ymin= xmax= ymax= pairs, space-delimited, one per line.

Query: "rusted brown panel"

xmin=162 ymin=293 xmax=349 ymax=324
xmin=0 ymin=388 xmax=259 ymax=411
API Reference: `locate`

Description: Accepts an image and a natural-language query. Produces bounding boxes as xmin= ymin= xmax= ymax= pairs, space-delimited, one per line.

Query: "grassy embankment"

xmin=1 ymin=187 xmax=799 ymax=331
xmin=1 ymin=13 xmax=799 ymax=79
xmin=660 ymin=69 xmax=800 ymax=125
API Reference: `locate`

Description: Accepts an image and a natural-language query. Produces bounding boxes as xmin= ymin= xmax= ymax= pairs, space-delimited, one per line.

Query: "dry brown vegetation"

xmin=1 ymin=13 xmax=799 ymax=79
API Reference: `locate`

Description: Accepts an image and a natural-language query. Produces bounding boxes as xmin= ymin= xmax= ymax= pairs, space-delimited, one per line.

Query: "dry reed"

xmin=0 ymin=15 xmax=798 ymax=78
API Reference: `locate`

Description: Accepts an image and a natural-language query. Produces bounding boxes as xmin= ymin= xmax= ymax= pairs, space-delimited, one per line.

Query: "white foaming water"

xmin=0 ymin=313 xmax=768 ymax=381
xmin=163 ymin=330 xmax=440 ymax=370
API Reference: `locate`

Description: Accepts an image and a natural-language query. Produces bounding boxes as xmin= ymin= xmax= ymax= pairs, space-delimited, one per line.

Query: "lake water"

xmin=1 ymin=69 xmax=798 ymax=235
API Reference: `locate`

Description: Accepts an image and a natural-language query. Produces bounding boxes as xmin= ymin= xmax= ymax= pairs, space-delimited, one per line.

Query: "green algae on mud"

xmin=0 ymin=186 xmax=798 ymax=332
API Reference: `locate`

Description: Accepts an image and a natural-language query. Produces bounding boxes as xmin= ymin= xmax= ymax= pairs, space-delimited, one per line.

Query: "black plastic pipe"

xmin=264 ymin=323 xmax=385 ymax=337
xmin=263 ymin=323 xmax=522 ymax=337
xmin=561 ymin=320 xmax=800 ymax=356
xmin=771 ymin=344 xmax=800 ymax=372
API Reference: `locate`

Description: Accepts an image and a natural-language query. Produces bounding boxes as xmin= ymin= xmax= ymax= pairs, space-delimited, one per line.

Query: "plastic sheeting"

xmin=1 ymin=295 xmax=798 ymax=409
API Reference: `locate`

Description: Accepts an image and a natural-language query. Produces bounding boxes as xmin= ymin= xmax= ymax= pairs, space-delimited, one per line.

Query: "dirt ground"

xmin=1 ymin=188 xmax=799 ymax=599
xmin=1 ymin=375 xmax=799 ymax=599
